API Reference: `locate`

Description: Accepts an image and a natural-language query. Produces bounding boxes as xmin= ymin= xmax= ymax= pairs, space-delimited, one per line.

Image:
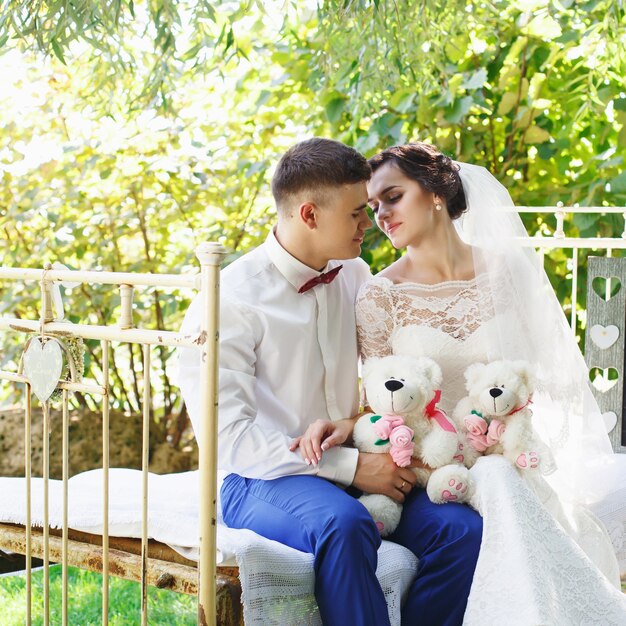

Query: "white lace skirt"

xmin=463 ymin=455 xmax=626 ymax=625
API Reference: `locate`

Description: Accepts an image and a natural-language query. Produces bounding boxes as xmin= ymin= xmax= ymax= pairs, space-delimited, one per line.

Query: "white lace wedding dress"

xmin=357 ymin=275 xmax=626 ymax=625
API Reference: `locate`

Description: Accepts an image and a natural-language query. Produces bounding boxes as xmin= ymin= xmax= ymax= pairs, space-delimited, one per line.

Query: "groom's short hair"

xmin=272 ymin=138 xmax=370 ymax=214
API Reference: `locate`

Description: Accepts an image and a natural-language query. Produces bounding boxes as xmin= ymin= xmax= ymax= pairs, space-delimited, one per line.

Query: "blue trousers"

xmin=221 ymin=474 xmax=482 ymax=626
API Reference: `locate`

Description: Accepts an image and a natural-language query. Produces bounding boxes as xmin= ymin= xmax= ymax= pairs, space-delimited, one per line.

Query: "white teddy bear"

xmin=451 ymin=360 xmax=540 ymax=471
xmin=353 ymin=354 xmax=474 ymax=536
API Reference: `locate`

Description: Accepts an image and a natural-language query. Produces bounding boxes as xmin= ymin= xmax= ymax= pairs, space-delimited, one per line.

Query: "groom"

xmin=179 ymin=138 xmax=482 ymax=625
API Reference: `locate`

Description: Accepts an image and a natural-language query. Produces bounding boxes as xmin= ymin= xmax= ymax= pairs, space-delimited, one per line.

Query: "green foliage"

xmin=308 ymin=0 xmax=626 ymax=206
xmin=0 ymin=35 xmax=289 ymax=421
xmin=0 ymin=0 xmax=249 ymax=110
xmin=0 ymin=565 xmax=196 ymax=624
xmin=0 ymin=0 xmax=625 ymax=426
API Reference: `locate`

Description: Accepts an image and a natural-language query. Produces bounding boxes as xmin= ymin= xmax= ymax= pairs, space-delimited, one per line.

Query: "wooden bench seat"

xmin=0 ymin=522 xmax=243 ymax=625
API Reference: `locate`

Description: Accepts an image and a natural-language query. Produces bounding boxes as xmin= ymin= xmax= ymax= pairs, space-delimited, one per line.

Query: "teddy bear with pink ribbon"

xmin=353 ymin=354 xmax=474 ymax=537
xmin=451 ymin=360 xmax=542 ymax=472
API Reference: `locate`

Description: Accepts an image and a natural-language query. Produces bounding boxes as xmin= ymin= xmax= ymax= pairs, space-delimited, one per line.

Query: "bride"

xmin=297 ymin=142 xmax=626 ymax=624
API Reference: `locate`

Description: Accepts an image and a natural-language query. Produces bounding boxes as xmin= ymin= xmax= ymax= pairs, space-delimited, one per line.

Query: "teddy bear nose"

xmin=489 ymin=388 xmax=503 ymax=398
xmin=385 ymin=379 xmax=404 ymax=392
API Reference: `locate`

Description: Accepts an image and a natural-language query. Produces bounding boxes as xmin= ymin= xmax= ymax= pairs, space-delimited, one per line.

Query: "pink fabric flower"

xmin=390 ymin=442 xmax=414 ymax=467
xmin=464 ymin=414 xmax=488 ymax=437
xmin=373 ymin=414 xmax=405 ymax=440
xmin=389 ymin=425 xmax=414 ymax=467
xmin=389 ymin=425 xmax=413 ymax=448
xmin=486 ymin=419 xmax=505 ymax=446
xmin=466 ymin=431 xmax=489 ymax=452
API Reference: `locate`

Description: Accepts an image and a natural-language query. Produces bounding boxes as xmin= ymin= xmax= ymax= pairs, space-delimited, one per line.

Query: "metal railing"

xmin=0 ymin=242 xmax=225 ymax=626
xmin=516 ymin=204 xmax=626 ymax=333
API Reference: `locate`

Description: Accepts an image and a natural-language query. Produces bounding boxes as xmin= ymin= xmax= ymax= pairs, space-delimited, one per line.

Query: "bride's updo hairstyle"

xmin=368 ymin=142 xmax=467 ymax=220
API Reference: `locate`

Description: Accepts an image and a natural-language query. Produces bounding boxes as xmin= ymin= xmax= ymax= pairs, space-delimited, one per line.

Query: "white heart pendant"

xmin=23 ymin=337 xmax=64 ymax=404
xmin=602 ymin=411 xmax=618 ymax=434
xmin=590 ymin=324 xmax=619 ymax=350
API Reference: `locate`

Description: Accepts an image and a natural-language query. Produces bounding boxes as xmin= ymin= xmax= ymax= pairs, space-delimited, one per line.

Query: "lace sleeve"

xmin=356 ymin=278 xmax=395 ymax=361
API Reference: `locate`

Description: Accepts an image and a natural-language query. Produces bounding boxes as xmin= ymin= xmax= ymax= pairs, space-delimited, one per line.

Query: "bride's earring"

xmin=435 ymin=202 xmax=443 ymax=211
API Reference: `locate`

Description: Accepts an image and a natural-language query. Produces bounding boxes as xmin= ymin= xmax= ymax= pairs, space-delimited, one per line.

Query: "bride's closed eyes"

xmin=369 ymin=194 xmax=402 ymax=214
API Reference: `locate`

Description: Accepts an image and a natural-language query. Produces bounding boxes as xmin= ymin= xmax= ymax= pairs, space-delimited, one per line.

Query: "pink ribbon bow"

xmin=425 ymin=390 xmax=457 ymax=433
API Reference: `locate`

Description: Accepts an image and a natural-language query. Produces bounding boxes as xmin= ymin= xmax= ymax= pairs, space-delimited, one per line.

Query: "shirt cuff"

xmin=316 ymin=446 xmax=359 ymax=486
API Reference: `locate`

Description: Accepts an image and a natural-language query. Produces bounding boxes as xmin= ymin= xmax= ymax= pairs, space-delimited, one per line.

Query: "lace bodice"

xmin=356 ymin=275 xmax=508 ymax=412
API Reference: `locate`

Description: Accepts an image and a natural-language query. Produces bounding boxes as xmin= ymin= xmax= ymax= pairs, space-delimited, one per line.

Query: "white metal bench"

xmin=0 ymin=243 xmax=233 ymax=625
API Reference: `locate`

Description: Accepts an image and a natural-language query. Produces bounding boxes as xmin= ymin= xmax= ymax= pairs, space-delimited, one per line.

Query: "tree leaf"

xmin=609 ymin=172 xmax=626 ymax=193
xmin=444 ymin=96 xmax=473 ymax=124
xmin=614 ymin=98 xmax=626 ymax=112
xmin=225 ymin=28 xmax=235 ymax=52
xmin=461 ymin=68 xmax=488 ymax=90
xmin=498 ymin=92 xmax=518 ymax=116
xmin=524 ymin=126 xmax=551 ymax=144
xmin=325 ymin=97 xmax=345 ymax=123
xmin=50 ymin=38 xmax=67 ymax=65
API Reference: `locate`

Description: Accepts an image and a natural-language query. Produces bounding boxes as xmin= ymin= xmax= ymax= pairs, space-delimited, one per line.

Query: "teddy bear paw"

xmin=427 ymin=465 xmax=474 ymax=504
xmin=358 ymin=494 xmax=402 ymax=537
xmin=516 ymin=451 xmax=540 ymax=470
xmin=452 ymin=442 xmax=465 ymax=463
xmin=441 ymin=477 xmax=469 ymax=501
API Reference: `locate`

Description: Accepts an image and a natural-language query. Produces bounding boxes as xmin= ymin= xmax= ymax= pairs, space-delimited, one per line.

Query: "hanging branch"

xmin=500 ymin=41 xmax=529 ymax=176
xmin=133 ymin=189 xmax=173 ymax=422
xmin=168 ymin=400 xmax=189 ymax=449
xmin=231 ymin=186 xmax=261 ymax=253
xmin=488 ymin=115 xmax=497 ymax=174
xmin=127 ymin=342 xmax=143 ymax=414
xmin=108 ymin=218 xmax=143 ymax=411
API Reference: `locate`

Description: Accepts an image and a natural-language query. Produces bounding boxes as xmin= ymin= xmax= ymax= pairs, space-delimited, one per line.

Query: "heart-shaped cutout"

xmin=589 ymin=366 xmax=619 ymax=392
xmin=590 ymin=324 xmax=620 ymax=350
xmin=592 ymin=276 xmax=621 ymax=301
xmin=602 ymin=411 xmax=618 ymax=434
xmin=23 ymin=337 xmax=64 ymax=404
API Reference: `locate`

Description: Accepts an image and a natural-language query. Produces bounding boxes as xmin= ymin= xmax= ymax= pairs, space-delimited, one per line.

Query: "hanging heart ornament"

xmin=23 ymin=337 xmax=64 ymax=404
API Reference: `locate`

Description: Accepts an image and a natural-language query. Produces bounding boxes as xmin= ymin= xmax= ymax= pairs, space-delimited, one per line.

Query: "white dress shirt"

xmin=179 ymin=229 xmax=371 ymax=486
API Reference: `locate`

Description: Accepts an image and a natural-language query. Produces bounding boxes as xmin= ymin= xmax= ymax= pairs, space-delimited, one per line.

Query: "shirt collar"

xmin=265 ymin=228 xmax=334 ymax=292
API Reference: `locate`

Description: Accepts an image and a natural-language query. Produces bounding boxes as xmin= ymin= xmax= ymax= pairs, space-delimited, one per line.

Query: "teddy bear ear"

xmin=511 ymin=360 xmax=534 ymax=389
xmin=414 ymin=357 xmax=442 ymax=388
xmin=361 ymin=358 xmax=380 ymax=382
xmin=464 ymin=363 xmax=486 ymax=389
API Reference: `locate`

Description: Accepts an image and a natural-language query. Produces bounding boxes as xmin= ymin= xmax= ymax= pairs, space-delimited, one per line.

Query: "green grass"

xmin=0 ymin=565 xmax=197 ymax=625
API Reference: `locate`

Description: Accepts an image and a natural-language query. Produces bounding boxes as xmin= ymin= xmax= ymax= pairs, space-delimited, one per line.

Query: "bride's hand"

xmin=289 ymin=418 xmax=354 ymax=466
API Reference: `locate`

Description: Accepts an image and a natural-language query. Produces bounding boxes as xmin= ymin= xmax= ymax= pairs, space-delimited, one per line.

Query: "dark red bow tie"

xmin=298 ymin=265 xmax=343 ymax=294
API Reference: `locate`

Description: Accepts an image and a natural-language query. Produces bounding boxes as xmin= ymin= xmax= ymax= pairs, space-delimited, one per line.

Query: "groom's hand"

xmin=352 ymin=452 xmax=421 ymax=503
